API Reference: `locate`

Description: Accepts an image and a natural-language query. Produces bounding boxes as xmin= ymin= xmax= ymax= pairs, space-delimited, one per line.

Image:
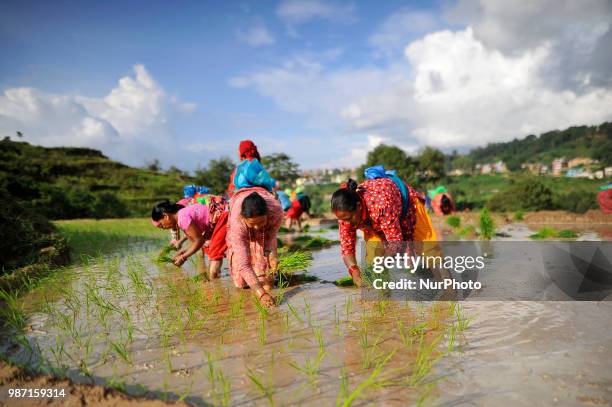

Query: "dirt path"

xmin=0 ymin=362 xmax=192 ymax=407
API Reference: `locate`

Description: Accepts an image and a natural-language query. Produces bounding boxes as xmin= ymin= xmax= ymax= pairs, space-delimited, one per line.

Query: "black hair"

xmin=241 ymin=192 xmax=268 ymax=218
xmin=151 ymin=200 xmax=185 ymax=221
xmin=331 ymin=178 xmax=360 ymax=212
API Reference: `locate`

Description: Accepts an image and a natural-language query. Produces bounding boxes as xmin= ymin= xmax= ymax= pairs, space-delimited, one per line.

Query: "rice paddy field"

xmin=1 ymin=218 xmax=611 ymax=406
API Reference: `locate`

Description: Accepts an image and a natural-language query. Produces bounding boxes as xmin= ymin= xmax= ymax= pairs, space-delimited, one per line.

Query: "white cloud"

xmin=233 ymin=1 xmax=612 ymax=166
xmin=277 ymin=0 xmax=356 ymax=26
xmin=237 ymin=18 xmax=275 ymax=47
xmin=0 ymin=65 xmax=197 ymax=167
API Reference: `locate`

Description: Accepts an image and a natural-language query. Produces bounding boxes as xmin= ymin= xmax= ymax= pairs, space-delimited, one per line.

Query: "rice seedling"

xmin=217 ymin=369 xmax=232 ymax=406
xmin=258 ymin=315 xmax=267 ymax=345
xmin=106 ymin=375 xmax=126 ymax=392
xmin=110 ymin=340 xmax=132 ymax=365
xmin=247 ymin=368 xmax=275 ymax=406
xmin=359 ymin=322 xmax=383 ymax=369
xmin=344 ymin=295 xmax=353 ymax=319
xmin=447 ymin=325 xmax=456 ymax=352
xmin=313 ymin=325 xmax=325 ymax=356
xmin=288 ymin=350 xmax=325 ymax=385
xmin=333 ymin=305 xmax=342 ymax=336
xmin=336 ymin=367 xmax=349 ymax=406
xmin=337 ymin=351 xmax=395 ymax=407
xmin=154 ymin=245 xmax=176 ymax=264
xmin=453 ymin=303 xmax=472 ymax=332
xmin=0 ymin=289 xmax=27 ymax=331
xmin=415 ymin=382 xmax=437 ymax=407
xmin=303 ymin=298 xmax=312 ymax=326
xmin=287 ymin=302 xmax=303 ymax=324
xmin=406 ymin=333 xmax=443 ymax=387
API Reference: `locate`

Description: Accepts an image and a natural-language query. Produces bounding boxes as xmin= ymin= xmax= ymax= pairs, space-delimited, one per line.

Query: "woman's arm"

xmin=173 ymin=222 xmax=205 ymax=266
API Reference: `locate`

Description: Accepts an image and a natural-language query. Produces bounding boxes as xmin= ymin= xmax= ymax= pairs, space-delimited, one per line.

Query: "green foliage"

xmin=194 ymin=156 xmax=234 ymax=195
xmin=0 ymin=189 xmax=67 ymax=274
xmin=417 ymin=146 xmax=446 ymax=180
xmin=155 ymin=245 xmax=176 ymax=264
xmin=358 ymin=144 xmax=417 ymax=185
xmin=333 ymin=276 xmax=355 ymax=287
xmin=529 ymin=227 xmax=557 ymax=239
xmin=513 ymin=210 xmax=524 ymax=221
xmin=278 ymin=251 xmax=313 ymax=273
xmin=478 ymin=208 xmax=495 ymax=240
xmin=488 ymin=177 xmax=554 ymax=211
xmin=0 ymin=138 xmax=194 ymax=218
xmin=530 ymin=227 xmax=577 ymax=239
xmin=262 ymin=153 xmax=300 ymax=183
xmin=554 ymin=190 xmax=598 ymax=213
xmin=467 ymin=122 xmax=612 ymax=169
xmin=446 ymin=216 xmax=461 ymax=229
xmin=302 ymin=183 xmax=340 ymax=216
xmin=557 ymin=229 xmax=578 ymax=239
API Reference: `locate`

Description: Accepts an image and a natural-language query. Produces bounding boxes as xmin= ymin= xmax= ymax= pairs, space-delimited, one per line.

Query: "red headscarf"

xmin=238 ymin=140 xmax=261 ymax=161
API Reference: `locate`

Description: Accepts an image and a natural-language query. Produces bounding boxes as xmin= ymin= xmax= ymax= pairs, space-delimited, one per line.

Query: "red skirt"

xmin=286 ymin=200 xmax=304 ymax=220
xmin=204 ymin=211 xmax=228 ymax=260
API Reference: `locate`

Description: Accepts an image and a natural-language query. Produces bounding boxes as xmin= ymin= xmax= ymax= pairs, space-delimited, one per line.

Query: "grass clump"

xmin=557 ymin=229 xmax=578 ymax=239
xmin=530 ymin=227 xmax=578 ymax=240
xmin=478 ymin=208 xmax=495 ymax=240
xmin=513 ymin=210 xmax=524 ymax=221
xmin=446 ymin=216 xmax=461 ymax=229
xmin=457 ymin=225 xmax=477 ymax=239
xmin=333 ymin=276 xmax=355 ymax=287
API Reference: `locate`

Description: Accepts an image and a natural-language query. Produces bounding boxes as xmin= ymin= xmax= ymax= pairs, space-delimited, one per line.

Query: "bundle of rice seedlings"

xmin=278 ymin=250 xmax=313 ymax=273
xmin=154 ymin=245 xmax=176 ymax=264
xmin=333 ymin=276 xmax=355 ymax=287
xmin=277 ymin=250 xmax=316 ymax=288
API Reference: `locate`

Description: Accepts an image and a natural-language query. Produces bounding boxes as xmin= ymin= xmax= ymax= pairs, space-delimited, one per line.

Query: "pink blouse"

xmin=226 ymin=187 xmax=284 ymax=288
xmin=177 ymin=204 xmax=209 ymax=234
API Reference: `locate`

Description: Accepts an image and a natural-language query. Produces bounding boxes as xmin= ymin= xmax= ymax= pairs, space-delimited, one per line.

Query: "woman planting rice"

xmin=330 ymin=176 xmax=437 ymax=287
xmin=151 ymin=200 xmax=227 ymax=279
xmin=227 ymin=139 xmax=262 ymax=198
xmin=227 ymin=188 xmax=283 ymax=307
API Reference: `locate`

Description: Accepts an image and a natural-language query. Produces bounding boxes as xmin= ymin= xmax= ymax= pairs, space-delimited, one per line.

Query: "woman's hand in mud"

xmin=173 ymin=253 xmax=187 ymax=267
xmin=268 ymin=255 xmax=279 ymax=273
xmin=257 ymin=290 xmax=276 ymax=308
xmin=349 ymin=265 xmax=363 ymax=287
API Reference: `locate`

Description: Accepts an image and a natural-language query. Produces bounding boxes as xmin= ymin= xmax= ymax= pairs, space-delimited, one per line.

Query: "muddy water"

xmin=2 ymin=226 xmax=612 ymax=406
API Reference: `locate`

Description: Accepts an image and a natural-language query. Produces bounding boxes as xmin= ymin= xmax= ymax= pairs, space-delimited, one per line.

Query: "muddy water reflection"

xmin=3 ymin=226 xmax=612 ymax=406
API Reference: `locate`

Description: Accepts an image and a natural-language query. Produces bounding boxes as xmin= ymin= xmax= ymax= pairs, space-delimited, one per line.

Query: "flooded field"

xmin=1 ymin=224 xmax=611 ymax=406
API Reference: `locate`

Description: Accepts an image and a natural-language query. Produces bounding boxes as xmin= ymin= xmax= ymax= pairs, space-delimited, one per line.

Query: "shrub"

xmin=555 ymin=191 xmax=598 ymax=214
xmin=446 ymin=216 xmax=461 ymax=229
xmin=488 ymin=177 xmax=555 ymax=212
xmin=513 ymin=210 xmax=524 ymax=221
xmin=479 ymin=208 xmax=495 ymax=240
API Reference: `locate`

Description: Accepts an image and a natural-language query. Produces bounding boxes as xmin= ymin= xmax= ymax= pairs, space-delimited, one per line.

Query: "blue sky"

xmin=1 ymin=0 xmax=611 ymax=171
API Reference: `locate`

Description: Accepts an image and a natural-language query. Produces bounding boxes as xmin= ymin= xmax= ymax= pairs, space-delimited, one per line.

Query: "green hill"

xmin=466 ymin=122 xmax=612 ymax=170
xmin=0 ymin=138 xmax=193 ymax=219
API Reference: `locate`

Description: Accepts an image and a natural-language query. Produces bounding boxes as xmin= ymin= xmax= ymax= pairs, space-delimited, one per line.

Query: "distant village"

xmin=295 ymin=157 xmax=611 ymax=186
xmin=450 ymin=157 xmax=611 ymax=180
